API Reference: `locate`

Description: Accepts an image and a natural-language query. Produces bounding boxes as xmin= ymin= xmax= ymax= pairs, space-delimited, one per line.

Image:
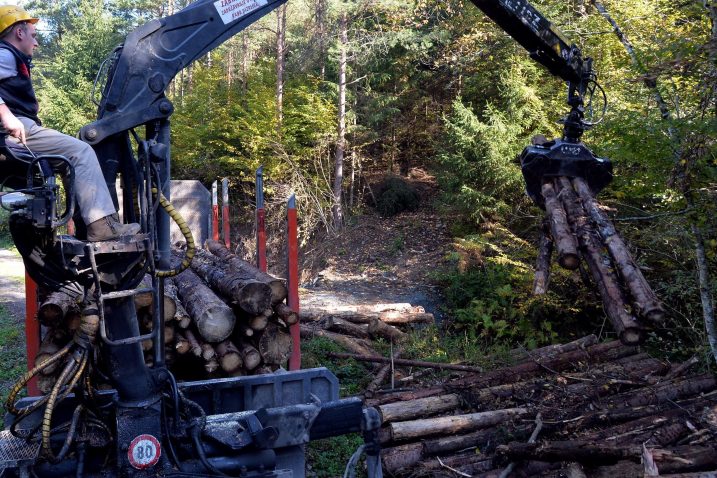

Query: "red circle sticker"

xmin=128 ymin=434 xmax=161 ymax=469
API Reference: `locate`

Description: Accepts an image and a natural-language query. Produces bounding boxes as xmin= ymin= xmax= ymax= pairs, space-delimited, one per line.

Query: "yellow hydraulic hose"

xmin=4 ymin=343 xmax=72 ymax=415
xmin=152 ymin=187 xmax=195 ymax=277
xmin=42 ymin=352 xmax=88 ymax=461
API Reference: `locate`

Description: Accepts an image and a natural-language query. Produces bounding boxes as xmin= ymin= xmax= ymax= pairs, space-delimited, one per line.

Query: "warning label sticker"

xmin=214 ymin=0 xmax=268 ymax=25
xmin=128 ymin=434 xmax=161 ymax=469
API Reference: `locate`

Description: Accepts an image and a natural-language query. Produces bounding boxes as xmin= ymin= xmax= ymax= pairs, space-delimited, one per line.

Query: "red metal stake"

xmin=255 ymin=166 xmax=267 ymax=272
xmin=211 ymin=180 xmax=219 ymax=242
xmin=25 ymin=273 xmax=40 ymax=396
xmin=222 ymin=178 xmax=230 ymax=249
xmin=287 ymin=194 xmax=301 ymax=370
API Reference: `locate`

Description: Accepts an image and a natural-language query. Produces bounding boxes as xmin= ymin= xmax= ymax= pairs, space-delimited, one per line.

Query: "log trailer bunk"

xmin=0 ymin=0 xmax=611 ymax=476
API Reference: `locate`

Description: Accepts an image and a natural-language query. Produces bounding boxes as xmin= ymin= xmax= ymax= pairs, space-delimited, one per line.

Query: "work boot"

xmin=86 ymin=215 xmax=141 ymax=241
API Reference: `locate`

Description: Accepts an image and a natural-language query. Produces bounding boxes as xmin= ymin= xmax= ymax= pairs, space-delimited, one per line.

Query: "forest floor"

xmin=298 ymin=168 xmax=454 ymax=321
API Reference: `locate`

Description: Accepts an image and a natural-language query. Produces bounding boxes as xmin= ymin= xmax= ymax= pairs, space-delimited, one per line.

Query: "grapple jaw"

xmin=520 ymin=139 xmax=613 ymax=208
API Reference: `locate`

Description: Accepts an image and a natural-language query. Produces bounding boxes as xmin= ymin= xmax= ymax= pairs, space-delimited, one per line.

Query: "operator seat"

xmin=0 ymin=133 xmax=40 ymax=190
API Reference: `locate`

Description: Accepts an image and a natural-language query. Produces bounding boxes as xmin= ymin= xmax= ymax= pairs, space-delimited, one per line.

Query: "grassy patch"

xmin=306 ymin=434 xmax=364 ymax=478
xmin=0 ymin=303 xmax=27 ymax=427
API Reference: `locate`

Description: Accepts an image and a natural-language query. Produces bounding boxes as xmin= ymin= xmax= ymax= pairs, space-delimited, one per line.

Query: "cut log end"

xmin=619 ymin=327 xmax=645 ymax=346
xmin=558 ymin=253 xmax=580 ymax=270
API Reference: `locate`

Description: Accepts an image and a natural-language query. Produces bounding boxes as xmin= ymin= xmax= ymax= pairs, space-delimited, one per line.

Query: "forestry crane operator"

xmin=0 ymin=1 xmax=610 ymax=477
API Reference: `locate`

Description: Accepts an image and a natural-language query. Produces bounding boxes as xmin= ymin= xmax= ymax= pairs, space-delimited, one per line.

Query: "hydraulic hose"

xmin=152 ymin=187 xmax=195 ymax=277
xmin=5 ymin=343 xmax=72 ymax=414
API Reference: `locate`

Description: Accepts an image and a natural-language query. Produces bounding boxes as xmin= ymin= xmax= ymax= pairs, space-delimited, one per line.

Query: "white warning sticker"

xmin=128 ymin=434 xmax=161 ymax=469
xmin=214 ymin=0 xmax=268 ymax=25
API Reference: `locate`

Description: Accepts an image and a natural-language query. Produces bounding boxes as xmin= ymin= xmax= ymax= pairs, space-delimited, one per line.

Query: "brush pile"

xmin=355 ymin=335 xmax=717 ymax=477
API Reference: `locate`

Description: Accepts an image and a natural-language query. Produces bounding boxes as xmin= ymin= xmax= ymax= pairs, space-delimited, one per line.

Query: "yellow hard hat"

xmin=0 ymin=5 xmax=38 ymax=35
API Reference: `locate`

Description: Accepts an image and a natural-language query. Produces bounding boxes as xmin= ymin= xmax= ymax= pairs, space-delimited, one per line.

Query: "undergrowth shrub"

xmin=437 ymin=224 xmax=598 ymax=347
xmin=372 ymin=176 xmax=420 ymax=217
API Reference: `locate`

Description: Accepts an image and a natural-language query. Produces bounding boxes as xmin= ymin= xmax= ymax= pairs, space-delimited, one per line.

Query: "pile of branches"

xmin=535 ymin=177 xmax=665 ymax=345
xmin=34 ymin=240 xmax=298 ymax=389
xmin=350 ymin=335 xmax=717 ymax=477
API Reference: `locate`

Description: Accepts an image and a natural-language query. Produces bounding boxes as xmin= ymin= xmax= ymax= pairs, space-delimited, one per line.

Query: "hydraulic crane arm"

xmin=467 ymin=0 xmax=585 ymax=84
xmin=79 ymin=0 xmax=287 ymax=145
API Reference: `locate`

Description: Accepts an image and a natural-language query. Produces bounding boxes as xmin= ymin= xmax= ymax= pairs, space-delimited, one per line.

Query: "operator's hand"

xmin=1 ymin=111 xmax=25 ymax=144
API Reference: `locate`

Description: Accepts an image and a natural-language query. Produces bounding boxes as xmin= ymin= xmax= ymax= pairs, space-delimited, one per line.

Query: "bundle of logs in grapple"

xmin=534 ymin=176 xmax=665 ymax=345
xmin=364 ymin=335 xmax=717 ymax=477
xmin=33 ymin=239 xmax=298 ymax=393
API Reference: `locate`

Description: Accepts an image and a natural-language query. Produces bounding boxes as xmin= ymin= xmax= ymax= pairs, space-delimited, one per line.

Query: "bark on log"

xmin=556 ymin=177 xmax=643 ymax=345
xmin=161 ymin=278 xmax=179 ymax=321
xmin=533 ymin=218 xmax=554 ymax=295
xmin=237 ymin=340 xmax=262 ymax=371
xmin=388 ymin=407 xmax=530 ymax=442
xmin=34 ymin=330 xmax=67 ymax=376
xmin=174 ymin=266 xmax=236 ymax=342
xmin=184 ymin=329 xmax=202 ymax=357
xmin=300 ymin=324 xmax=377 ymax=357
xmin=542 ymin=181 xmax=580 ymax=270
xmin=205 ymin=240 xmax=288 ymax=305
xmin=274 ymin=303 xmax=299 ymax=325
xmin=509 ymin=335 xmax=598 ymax=363
xmin=382 ymin=426 xmax=532 ymax=475
xmin=216 ymin=340 xmax=243 ymax=373
xmin=379 ymin=310 xmax=434 ymax=325
xmin=327 ymin=352 xmax=484 ymax=373
xmin=368 ymin=341 xmax=637 ymax=406
xmin=299 ymin=308 xmax=432 ymax=325
xmin=365 ymin=345 xmax=403 ymax=398
xmin=190 ymin=248 xmax=273 ymax=315
xmin=378 ymin=393 xmax=461 ymax=423
xmin=414 ymin=453 xmax=493 ymax=474
xmin=572 ymin=177 xmax=664 ymax=323
xmin=496 ymin=440 xmax=641 ymax=465
xmin=38 ymin=290 xmax=79 ymax=327
xmin=367 ymin=318 xmax=407 ymax=343
xmin=322 ymin=316 xmax=369 ymax=339
xmin=603 ymin=374 xmax=717 ymax=409
xmin=258 ymin=323 xmax=292 ymax=365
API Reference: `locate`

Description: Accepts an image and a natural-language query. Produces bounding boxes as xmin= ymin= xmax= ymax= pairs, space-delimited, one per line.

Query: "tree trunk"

xmin=39 ymin=290 xmax=79 ymax=327
xmin=205 ymin=240 xmax=287 ymax=305
xmin=274 ymin=303 xmax=298 ymax=325
xmin=533 ymin=218 xmax=553 ymax=294
xmin=275 ymin=3 xmax=286 ymax=133
xmin=388 ymin=407 xmax=530 ymax=442
xmin=377 ymin=393 xmax=461 ymax=424
xmin=367 ymin=318 xmax=407 ymax=342
xmin=541 ymin=181 xmax=580 ymax=270
xmin=174 ymin=266 xmax=236 ymax=342
xmin=332 ymin=11 xmax=348 ymax=228
xmin=237 ymin=340 xmax=262 ymax=371
xmin=300 ymin=324 xmax=377 ymax=357
xmin=572 ymin=177 xmax=664 ymax=323
xmin=189 ymin=248 xmax=272 ymax=315
xmin=327 ymin=352 xmax=484 ymax=373
xmin=258 ymin=322 xmax=292 ymax=365
xmin=555 ymin=177 xmax=643 ymax=345
xmin=322 ymin=316 xmax=369 ymax=339
xmin=216 ymin=340 xmax=242 ymax=373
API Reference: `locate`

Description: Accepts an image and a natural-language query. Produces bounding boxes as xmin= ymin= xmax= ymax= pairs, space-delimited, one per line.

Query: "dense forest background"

xmin=23 ymin=0 xmax=717 ymax=364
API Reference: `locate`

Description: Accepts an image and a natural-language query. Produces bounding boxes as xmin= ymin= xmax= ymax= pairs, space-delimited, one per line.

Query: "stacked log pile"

xmin=34 ymin=240 xmax=297 ymax=389
xmin=350 ymin=335 xmax=717 ymax=477
xmin=536 ymin=177 xmax=665 ymax=345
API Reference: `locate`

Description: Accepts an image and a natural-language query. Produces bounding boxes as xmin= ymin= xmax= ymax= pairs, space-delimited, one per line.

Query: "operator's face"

xmin=15 ymin=22 xmax=38 ymax=57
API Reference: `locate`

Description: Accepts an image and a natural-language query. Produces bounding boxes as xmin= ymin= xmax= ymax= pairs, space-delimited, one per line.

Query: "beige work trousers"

xmin=10 ymin=117 xmax=116 ymax=224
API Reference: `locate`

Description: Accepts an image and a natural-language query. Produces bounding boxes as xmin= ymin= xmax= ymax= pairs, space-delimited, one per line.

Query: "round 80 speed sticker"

xmin=128 ymin=434 xmax=161 ymax=469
